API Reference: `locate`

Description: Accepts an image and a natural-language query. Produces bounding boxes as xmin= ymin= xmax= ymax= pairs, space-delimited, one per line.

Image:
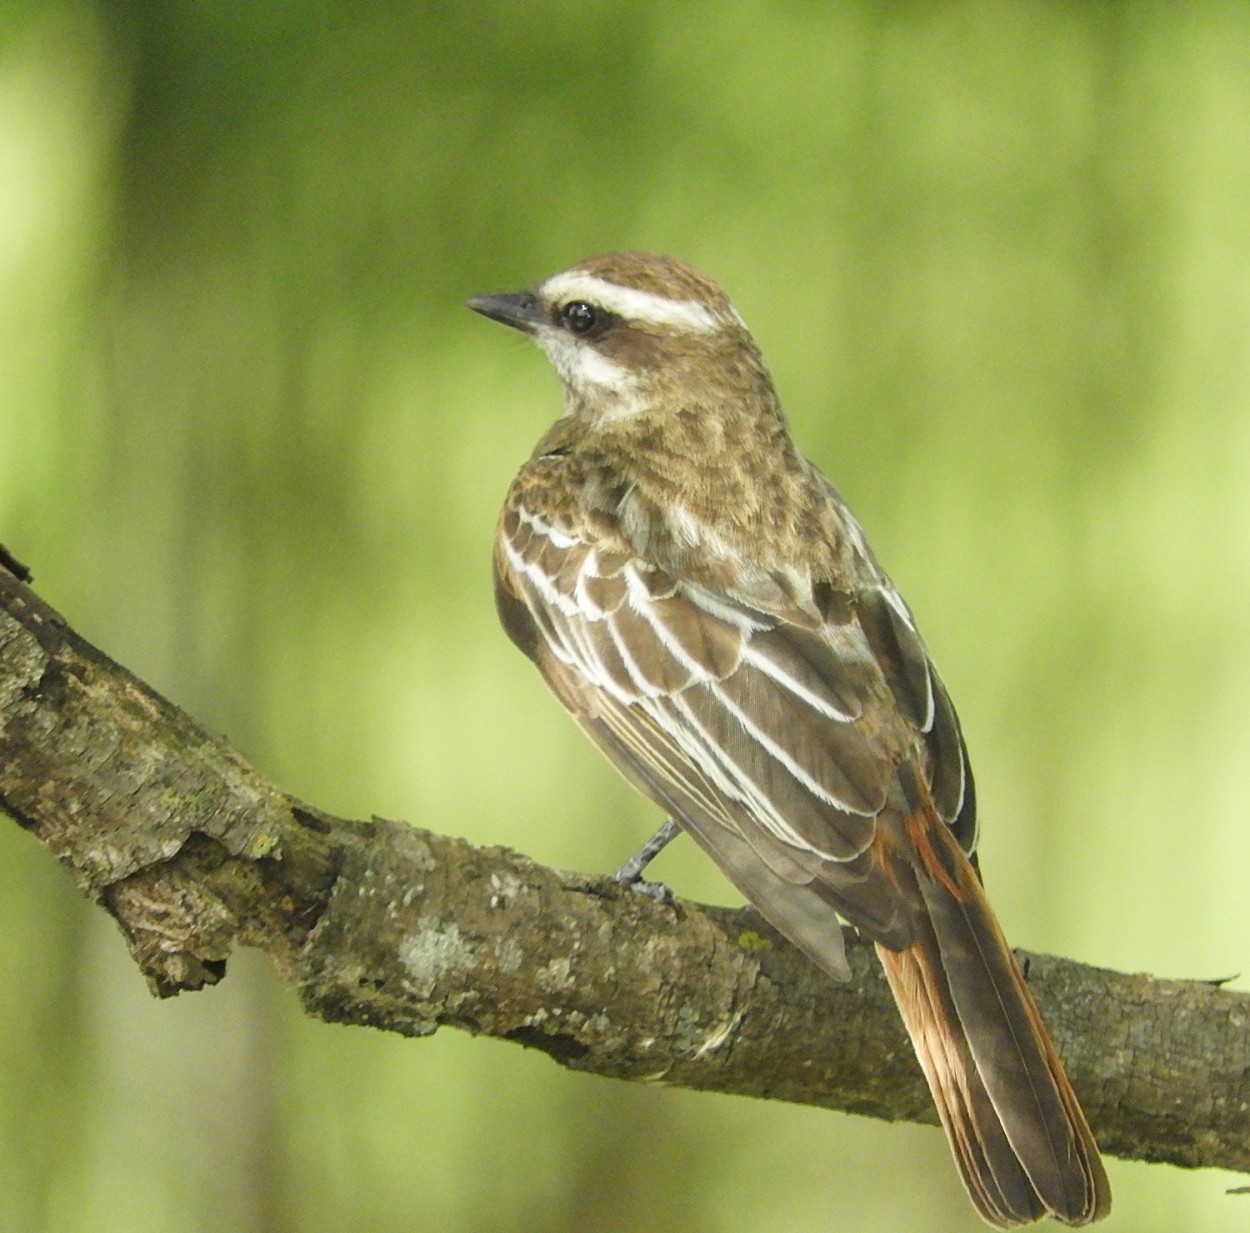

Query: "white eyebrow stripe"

xmin=540 ymin=272 xmax=723 ymax=333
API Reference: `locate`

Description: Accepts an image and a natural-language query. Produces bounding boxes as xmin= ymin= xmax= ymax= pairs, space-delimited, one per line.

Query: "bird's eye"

xmin=559 ymin=301 xmax=600 ymax=335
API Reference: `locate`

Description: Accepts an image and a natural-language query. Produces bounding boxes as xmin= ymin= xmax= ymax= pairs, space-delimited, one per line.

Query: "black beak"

xmin=466 ymin=291 xmax=544 ymax=335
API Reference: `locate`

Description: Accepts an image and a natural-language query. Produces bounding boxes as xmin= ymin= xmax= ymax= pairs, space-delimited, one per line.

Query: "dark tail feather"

xmin=876 ymin=856 xmax=1110 ymax=1228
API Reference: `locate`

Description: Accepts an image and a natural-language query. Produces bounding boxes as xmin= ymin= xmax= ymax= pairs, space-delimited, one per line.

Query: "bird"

xmin=467 ymin=252 xmax=1110 ymax=1227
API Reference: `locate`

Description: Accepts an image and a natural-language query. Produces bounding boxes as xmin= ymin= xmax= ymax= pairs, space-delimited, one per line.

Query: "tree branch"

xmin=1 ymin=557 xmax=1246 ymax=1175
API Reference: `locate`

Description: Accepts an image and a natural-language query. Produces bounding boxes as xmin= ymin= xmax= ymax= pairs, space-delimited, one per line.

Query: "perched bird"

xmin=468 ymin=253 xmax=1109 ymax=1227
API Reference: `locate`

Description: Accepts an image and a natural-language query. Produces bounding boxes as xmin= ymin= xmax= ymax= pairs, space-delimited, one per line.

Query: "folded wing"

xmin=494 ymin=496 xmax=973 ymax=976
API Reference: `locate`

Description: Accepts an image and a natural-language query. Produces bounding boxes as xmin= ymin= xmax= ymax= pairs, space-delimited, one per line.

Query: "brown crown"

xmin=569 ymin=252 xmax=735 ymax=313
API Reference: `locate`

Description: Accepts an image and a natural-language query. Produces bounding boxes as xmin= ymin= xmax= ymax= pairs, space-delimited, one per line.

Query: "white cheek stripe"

xmin=542 ymin=333 xmax=639 ymax=393
xmin=541 ymin=271 xmax=723 ymax=334
xmin=572 ymin=345 xmax=637 ymax=390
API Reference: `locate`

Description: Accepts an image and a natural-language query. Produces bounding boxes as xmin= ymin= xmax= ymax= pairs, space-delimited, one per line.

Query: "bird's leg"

xmin=611 ymin=817 xmax=681 ymax=901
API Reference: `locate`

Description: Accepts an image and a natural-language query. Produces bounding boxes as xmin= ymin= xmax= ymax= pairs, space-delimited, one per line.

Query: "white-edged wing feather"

xmin=494 ymin=492 xmax=973 ymax=971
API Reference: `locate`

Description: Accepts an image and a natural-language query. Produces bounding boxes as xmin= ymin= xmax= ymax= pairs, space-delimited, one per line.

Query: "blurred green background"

xmin=3 ymin=2 xmax=1249 ymax=1230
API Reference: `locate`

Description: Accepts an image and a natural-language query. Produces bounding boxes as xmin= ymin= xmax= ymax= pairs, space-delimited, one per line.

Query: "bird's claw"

xmin=610 ymin=869 xmax=675 ymax=904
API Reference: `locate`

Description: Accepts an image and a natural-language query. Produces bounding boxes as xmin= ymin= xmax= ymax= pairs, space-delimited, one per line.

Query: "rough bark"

xmin=1 ymin=557 xmax=1246 ymax=1175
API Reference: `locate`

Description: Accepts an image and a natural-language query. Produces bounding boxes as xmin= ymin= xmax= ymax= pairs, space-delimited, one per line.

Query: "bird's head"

xmin=467 ymin=252 xmax=773 ymax=427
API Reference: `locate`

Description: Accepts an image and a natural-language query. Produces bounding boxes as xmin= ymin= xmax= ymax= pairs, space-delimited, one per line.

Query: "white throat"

xmin=539 ymin=332 xmax=648 ymax=424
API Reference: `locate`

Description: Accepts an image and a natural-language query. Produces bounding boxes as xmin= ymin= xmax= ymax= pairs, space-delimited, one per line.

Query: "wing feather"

xmin=494 ymin=490 xmax=971 ymax=949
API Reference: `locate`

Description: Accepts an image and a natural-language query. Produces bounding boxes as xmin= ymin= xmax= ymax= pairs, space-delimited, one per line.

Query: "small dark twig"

xmin=0 ymin=542 xmax=32 ymax=583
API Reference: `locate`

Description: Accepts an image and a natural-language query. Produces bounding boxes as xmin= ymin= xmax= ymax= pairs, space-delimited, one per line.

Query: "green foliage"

xmin=3 ymin=2 xmax=1248 ymax=1229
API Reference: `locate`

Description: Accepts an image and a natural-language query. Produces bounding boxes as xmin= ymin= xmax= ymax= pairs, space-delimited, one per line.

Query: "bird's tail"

xmin=875 ymin=845 xmax=1110 ymax=1227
